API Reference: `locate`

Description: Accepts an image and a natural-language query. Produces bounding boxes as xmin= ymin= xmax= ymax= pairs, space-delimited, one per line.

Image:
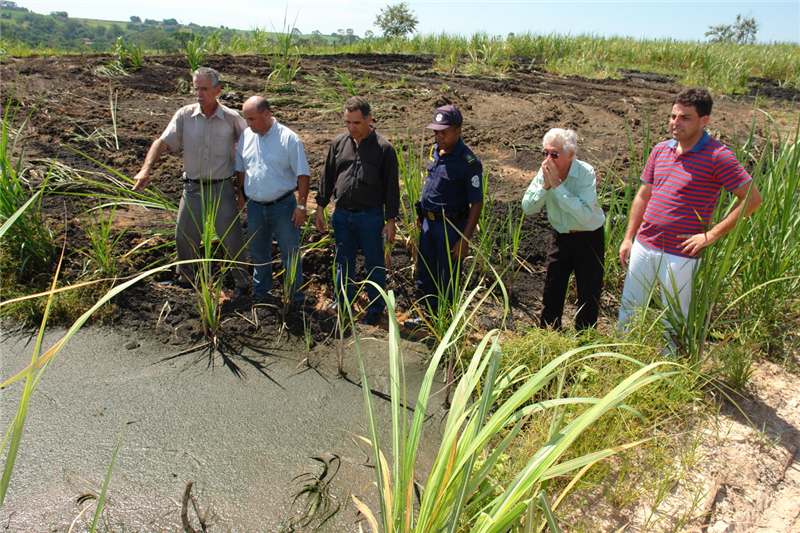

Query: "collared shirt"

xmin=521 ymin=158 xmax=605 ymax=233
xmin=318 ymin=129 xmax=400 ymax=220
xmin=637 ymin=131 xmax=752 ymax=257
xmin=420 ymin=138 xmax=483 ymax=213
xmin=160 ymin=102 xmax=246 ymax=181
xmin=235 ymin=120 xmax=310 ymax=203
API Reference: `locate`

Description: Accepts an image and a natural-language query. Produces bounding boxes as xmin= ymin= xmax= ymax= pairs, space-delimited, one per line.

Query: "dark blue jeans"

xmin=331 ymin=206 xmax=386 ymax=314
xmin=417 ymin=216 xmax=467 ymax=313
xmin=246 ymin=194 xmax=304 ymax=301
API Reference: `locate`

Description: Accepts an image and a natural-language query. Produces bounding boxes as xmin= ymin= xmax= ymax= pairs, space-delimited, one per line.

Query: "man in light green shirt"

xmin=522 ymin=128 xmax=605 ymax=330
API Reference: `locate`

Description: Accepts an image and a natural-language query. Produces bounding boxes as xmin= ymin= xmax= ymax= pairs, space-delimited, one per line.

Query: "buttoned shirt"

xmin=420 ymin=139 xmax=483 ymax=214
xmin=160 ymin=102 xmax=245 ymax=181
xmin=235 ymin=120 xmax=310 ymax=203
xmin=521 ymin=158 xmax=605 ymax=234
xmin=318 ymin=129 xmax=400 ymax=219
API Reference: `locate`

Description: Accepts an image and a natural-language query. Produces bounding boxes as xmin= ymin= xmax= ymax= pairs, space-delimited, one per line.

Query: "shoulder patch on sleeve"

xmin=464 ymin=153 xmax=478 ymax=165
xmin=471 ymin=175 xmax=480 ymax=188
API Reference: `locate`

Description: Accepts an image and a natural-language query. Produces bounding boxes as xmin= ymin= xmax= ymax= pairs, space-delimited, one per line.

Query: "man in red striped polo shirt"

xmin=618 ymin=87 xmax=762 ymax=344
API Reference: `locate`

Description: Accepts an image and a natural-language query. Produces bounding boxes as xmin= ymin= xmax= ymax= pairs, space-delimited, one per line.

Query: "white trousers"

xmin=618 ymin=239 xmax=699 ymax=328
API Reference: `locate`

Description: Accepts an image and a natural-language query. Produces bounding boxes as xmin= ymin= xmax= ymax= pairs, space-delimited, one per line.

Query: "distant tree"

xmin=374 ymin=2 xmax=418 ymax=39
xmin=130 ymin=15 xmax=141 ymax=23
xmin=49 ymin=11 xmax=68 ymax=19
xmin=162 ymin=18 xmax=179 ymax=26
xmin=312 ymin=30 xmax=322 ymax=36
xmin=144 ymin=18 xmax=157 ymax=25
xmin=364 ymin=30 xmax=374 ymax=40
xmin=705 ymin=13 xmax=758 ymax=44
xmin=1 ymin=1 xmax=29 ymax=12
xmin=171 ymin=30 xmax=193 ymax=46
xmin=291 ymin=27 xmax=302 ymax=36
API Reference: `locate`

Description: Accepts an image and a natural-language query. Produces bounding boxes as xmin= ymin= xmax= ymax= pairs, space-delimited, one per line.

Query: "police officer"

xmin=414 ymin=105 xmax=483 ymax=315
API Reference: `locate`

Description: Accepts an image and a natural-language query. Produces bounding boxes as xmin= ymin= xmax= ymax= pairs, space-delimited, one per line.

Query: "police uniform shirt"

xmin=421 ymin=138 xmax=483 ymax=214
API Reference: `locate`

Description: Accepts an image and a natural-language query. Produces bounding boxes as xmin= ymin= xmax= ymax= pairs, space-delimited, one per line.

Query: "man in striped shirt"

xmin=618 ymin=87 xmax=762 ymax=339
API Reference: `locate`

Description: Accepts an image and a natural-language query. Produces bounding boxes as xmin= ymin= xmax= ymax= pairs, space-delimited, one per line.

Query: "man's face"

xmin=542 ymin=141 xmax=574 ymax=178
xmin=193 ymin=75 xmax=221 ymax=105
xmin=670 ymin=103 xmax=709 ymax=144
xmin=434 ymin=126 xmax=461 ymax=154
xmin=243 ymin=105 xmax=272 ymax=135
xmin=344 ymin=109 xmax=372 ymax=142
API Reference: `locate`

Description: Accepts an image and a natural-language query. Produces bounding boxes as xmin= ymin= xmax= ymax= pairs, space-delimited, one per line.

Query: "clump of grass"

xmin=0 ymin=92 xmax=54 ymax=288
xmin=75 ymin=202 xmax=127 ymax=281
xmin=187 ymin=181 xmax=247 ymax=349
xmin=184 ymin=35 xmax=207 ymax=73
xmin=349 ymin=283 xmax=682 ymax=532
xmin=266 ymin=15 xmax=302 ymax=90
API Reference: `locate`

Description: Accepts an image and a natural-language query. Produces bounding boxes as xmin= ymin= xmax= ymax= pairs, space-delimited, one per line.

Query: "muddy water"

xmin=0 ymin=326 xmax=447 ymax=532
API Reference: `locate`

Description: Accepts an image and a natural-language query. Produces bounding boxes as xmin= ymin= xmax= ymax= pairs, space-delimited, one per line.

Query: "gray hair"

xmin=542 ymin=128 xmax=578 ymax=157
xmin=192 ymin=67 xmax=221 ymax=87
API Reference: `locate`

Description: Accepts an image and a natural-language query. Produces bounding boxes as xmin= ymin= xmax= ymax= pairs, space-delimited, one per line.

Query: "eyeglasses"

xmin=540 ymin=150 xmax=560 ymax=159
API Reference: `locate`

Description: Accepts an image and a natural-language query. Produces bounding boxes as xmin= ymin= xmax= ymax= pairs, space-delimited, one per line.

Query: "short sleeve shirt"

xmin=420 ymin=138 xmax=483 ymax=213
xmin=637 ymin=131 xmax=752 ymax=257
xmin=160 ymin=102 xmax=246 ymax=181
xmin=235 ymin=120 xmax=310 ymax=203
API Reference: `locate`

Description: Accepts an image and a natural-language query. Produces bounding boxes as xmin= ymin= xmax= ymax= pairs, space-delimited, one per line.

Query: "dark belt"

xmin=182 ymin=176 xmax=232 ymax=184
xmin=250 ymin=189 xmax=295 ymax=207
xmin=416 ymin=203 xmax=470 ymax=222
xmin=337 ymin=205 xmax=379 ymax=214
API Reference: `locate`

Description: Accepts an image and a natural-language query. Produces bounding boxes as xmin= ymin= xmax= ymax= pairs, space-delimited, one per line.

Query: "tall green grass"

xmin=336 ymin=32 xmax=799 ymax=93
xmin=350 ymin=284 xmax=681 ymax=532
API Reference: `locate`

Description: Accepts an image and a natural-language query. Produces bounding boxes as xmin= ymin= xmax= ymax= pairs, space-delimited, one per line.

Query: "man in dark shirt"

xmin=415 ymin=105 xmax=483 ymax=314
xmin=315 ymin=96 xmax=400 ymax=326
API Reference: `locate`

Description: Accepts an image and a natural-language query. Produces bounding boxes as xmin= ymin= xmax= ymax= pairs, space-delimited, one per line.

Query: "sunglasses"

xmin=540 ymin=150 xmax=561 ymax=159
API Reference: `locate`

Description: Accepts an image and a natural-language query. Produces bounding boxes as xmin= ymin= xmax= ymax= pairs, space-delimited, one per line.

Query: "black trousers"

xmin=540 ymin=226 xmax=605 ymax=330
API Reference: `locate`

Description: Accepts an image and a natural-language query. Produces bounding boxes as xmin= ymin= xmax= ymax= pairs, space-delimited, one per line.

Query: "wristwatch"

xmin=296 ymin=205 xmax=307 ymax=211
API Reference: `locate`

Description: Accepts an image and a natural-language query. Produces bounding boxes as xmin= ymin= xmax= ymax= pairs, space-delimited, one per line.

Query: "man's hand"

xmin=237 ymin=191 xmax=246 ymax=211
xmin=292 ymin=206 xmax=308 ymax=228
xmin=314 ymin=209 xmax=327 ymax=233
xmin=382 ymin=219 xmax=396 ymax=243
xmin=541 ymin=159 xmax=561 ymax=190
xmin=450 ymin=237 xmax=470 ymax=260
xmin=619 ymin=238 xmax=634 ymax=268
xmin=132 ymin=170 xmax=151 ymax=190
xmin=678 ymin=232 xmax=716 ymax=256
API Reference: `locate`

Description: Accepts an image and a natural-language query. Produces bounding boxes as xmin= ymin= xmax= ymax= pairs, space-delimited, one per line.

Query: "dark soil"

xmin=2 ymin=53 xmax=795 ymax=342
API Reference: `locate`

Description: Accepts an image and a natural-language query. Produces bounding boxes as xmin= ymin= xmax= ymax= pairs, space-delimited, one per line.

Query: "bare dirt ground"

xmin=2 ymin=53 xmax=799 ymax=531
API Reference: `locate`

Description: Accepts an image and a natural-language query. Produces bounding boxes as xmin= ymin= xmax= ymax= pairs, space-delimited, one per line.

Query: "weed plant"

xmin=76 ymin=202 xmax=127 ymax=281
xmin=187 ymin=181 xmax=248 ymax=348
xmin=184 ymin=35 xmax=208 ymax=73
xmin=266 ymin=17 xmax=302 ymax=89
xmin=393 ymin=132 xmax=425 ymax=254
xmin=0 ymin=95 xmax=54 ymax=288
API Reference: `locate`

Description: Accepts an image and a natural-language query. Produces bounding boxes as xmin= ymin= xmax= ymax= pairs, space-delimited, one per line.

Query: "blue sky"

xmin=16 ymin=1 xmax=800 ymax=43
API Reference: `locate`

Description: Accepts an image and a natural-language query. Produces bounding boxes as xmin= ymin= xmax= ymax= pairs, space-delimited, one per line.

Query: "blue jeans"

xmin=246 ymin=194 xmax=304 ymax=301
xmin=417 ymin=216 xmax=467 ymax=313
xmin=331 ymin=206 xmax=386 ymax=314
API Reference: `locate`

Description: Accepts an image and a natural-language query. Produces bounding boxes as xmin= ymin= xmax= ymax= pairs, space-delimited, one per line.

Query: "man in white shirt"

xmin=235 ymin=96 xmax=311 ymax=302
xmin=522 ymin=128 xmax=606 ymax=330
